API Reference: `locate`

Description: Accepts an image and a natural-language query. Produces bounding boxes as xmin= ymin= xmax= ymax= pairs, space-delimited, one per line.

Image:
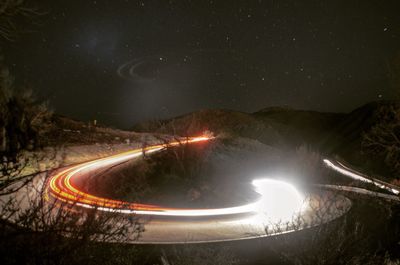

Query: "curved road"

xmin=4 ymin=136 xmax=396 ymax=243
xmin=42 ymin=136 xmax=351 ymax=243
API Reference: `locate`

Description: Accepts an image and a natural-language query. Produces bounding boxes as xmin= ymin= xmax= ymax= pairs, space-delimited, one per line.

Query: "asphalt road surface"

xmin=8 ymin=136 xmax=399 ymax=243
xmin=43 ymin=136 xmax=351 ymax=243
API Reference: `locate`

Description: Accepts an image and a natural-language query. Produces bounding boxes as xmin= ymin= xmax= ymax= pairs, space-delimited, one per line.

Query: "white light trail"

xmin=47 ymin=135 xmax=307 ymax=221
xmin=323 ymin=159 xmax=400 ymax=195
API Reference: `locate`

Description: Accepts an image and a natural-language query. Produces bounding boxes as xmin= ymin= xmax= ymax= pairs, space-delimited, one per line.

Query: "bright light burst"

xmin=252 ymin=179 xmax=305 ymax=223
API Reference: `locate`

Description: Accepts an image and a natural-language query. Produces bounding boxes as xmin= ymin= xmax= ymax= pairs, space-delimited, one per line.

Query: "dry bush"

xmin=91 ymin=137 xmax=216 ymax=208
xmin=294 ymin=144 xmax=323 ymax=181
xmin=362 ymin=104 xmax=400 ymax=177
xmin=265 ymin=192 xmax=400 ymax=265
xmin=0 ymin=0 xmax=43 ymax=42
xmin=160 ymin=245 xmax=240 ymax=265
xmin=0 ymin=171 xmax=144 ymax=265
xmin=0 ymin=63 xmax=53 ymax=191
xmin=281 ymin=143 xmax=328 ymax=185
xmin=0 ymin=64 xmax=52 ymax=155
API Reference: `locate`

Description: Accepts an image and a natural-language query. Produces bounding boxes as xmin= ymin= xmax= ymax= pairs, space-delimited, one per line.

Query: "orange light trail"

xmin=47 ymin=136 xmax=257 ymax=215
xmin=47 ymin=136 xmax=306 ymax=218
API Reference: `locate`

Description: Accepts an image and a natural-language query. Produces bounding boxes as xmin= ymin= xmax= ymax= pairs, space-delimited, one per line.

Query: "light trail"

xmin=0 ymin=136 xmax=354 ymax=243
xmin=323 ymin=159 xmax=400 ymax=195
xmin=315 ymin=184 xmax=400 ymax=202
xmin=19 ymin=139 xmax=399 ymax=243
xmin=47 ymin=135 xmax=306 ymax=219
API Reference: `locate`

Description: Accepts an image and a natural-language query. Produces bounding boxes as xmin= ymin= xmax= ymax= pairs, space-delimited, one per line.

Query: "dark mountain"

xmin=132 ymin=106 xmax=344 ymax=149
xmin=132 ymin=109 xmax=284 ymax=147
xmin=252 ymin=107 xmax=345 ymax=148
xmin=132 ymin=101 xmax=399 ymax=177
xmin=320 ymin=100 xmax=400 ymax=175
xmin=322 ymin=101 xmax=399 ymax=153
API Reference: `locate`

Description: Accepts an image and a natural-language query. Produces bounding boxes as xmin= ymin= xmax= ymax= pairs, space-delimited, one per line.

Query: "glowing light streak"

xmin=47 ymin=135 xmax=306 ymax=220
xmin=323 ymin=159 xmax=400 ymax=195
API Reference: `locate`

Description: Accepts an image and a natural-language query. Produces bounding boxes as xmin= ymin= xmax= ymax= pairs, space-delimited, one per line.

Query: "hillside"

xmin=132 ymin=106 xmax=344 ymax=149
xmin=132 ymin=101 xmax=399 ymax=178
xmin=132 ymin=109 xmax=284 ymax=147
xmin=42 ymin=115 xmax=143 ymax=146
xmin=321 ymin=101 xmax=400 ymax=176
xmin=252 ymin=107 xmax=345 ymax=148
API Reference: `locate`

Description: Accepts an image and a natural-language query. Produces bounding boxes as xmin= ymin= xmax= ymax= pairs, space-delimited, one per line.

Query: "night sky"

xmin=4 ymin=0 xmax=400 ymax=128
